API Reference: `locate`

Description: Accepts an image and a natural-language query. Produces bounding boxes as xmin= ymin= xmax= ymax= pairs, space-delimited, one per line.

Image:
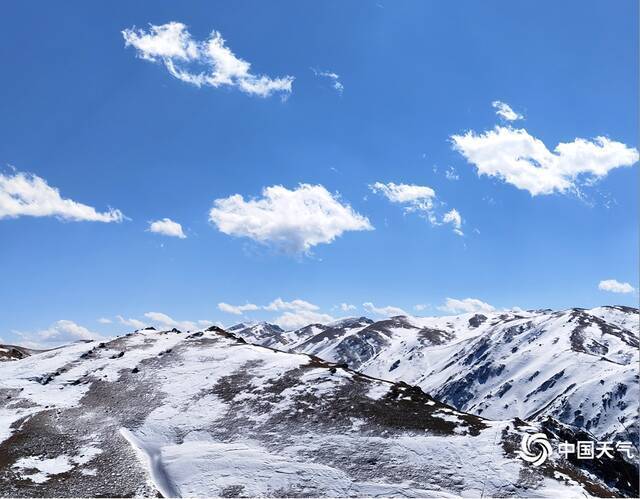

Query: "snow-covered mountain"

xmin=228 ymin=317 xmax=374 ymax=355
xmin=0 ymin=326 xmax=636 ymax=497
xmin=227 ymin=322 xmax=288 ymax=348
xmin=227 ymin=320 xmax=343 ymax=348
xmin=231 ymin=306 xmax=639 ymax=447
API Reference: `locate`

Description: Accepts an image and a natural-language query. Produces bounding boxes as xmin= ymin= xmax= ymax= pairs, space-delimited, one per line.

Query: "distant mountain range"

xmin=229 ymin=306 xmax=639 ymax=447
xmin=0 ymin=305 xmax=637 ymax=497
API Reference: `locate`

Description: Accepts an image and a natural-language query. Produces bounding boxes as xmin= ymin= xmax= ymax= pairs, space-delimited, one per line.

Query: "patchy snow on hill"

xmin=1 ymin=325 xmax=634 ymax=497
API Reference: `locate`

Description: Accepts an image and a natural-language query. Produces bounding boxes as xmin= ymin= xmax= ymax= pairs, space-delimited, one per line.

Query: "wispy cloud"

xmin=442 ymin=209 xmax=463 ymax=236
xmin=114 ymin=313 xmax=215 ymax=331
xmin=116 ymin=315 xmax=147 ymax=329
xmin=369 ymin=181 xmax=463 ymax=235
xmin=264 ymin=298 xmax=319 ymax=312
xmin=148 ymin=218 xmax=186 ymax=239
xmin=15 ymin=320 xmax=104 ymax=349
xmin=370 ymin=182 xmax=435 ymax=206
xmin=492 ymin=100 xmax=523 ymax=121
xmin=598 ymin=279 xmax=635 ymax=294
xmin=311 ymin=68 xmax=344 ymax=94
xmin=339 ymin=303 xmax=357 ymax=312
xmin=444 ymin=166 xmax=459 ymax=181
xmin=0 ymin=170 xmax=124 ymax=222
xmin=265 ymin=299 xmax=333 ymax=329
xmin=123 ymin=22 xmax=293 ymax=98
xmin=209 ymin=184 xmax=372 ymax=254
xmin=369 ymin=182 xmax=436 ymax=222
xmin=217 ymin=297 xmax=334 ymax=330
xmin=275 ymin=310 xmax=334 ymax=330
xmin=218 ymin=298 xmax=334 ymax=330
xmin=143 ymin=312 xmax=199 ymax=331
xmin=452 ymin=104 xmax=639 ymax=196
xmin=363 ymin=302 xmax=407 ymax=317
xmin=438 ymin=297 xmax=495 ymax=314
xmin=217 ymin=302 xmax=260 ymax=315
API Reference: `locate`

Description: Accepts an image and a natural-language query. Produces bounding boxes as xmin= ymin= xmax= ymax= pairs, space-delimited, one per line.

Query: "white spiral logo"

xmin=517 ymin=433 xmax=552 ymax=466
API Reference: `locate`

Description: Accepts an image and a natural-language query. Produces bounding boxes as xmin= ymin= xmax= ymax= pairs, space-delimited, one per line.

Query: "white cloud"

xmin=363 ymin=302 xmax=407 ymax=317
xmin=217 ymin=297 xmax=334 ymax=329
xmin=209 ymin=184 xmax=372 ymax=254
xmin=122 ymin=21 xmax=198 ymax=61
xmin=370 ymin=182 xmax=435 ymax=205
xmin=492 ymin=100 xmax=523 ymax=121
xmin=0 ymin=170 xmax=124 ymax=222
xmin=414 ymin=304 xmax=428 ymax=311
xmin=438 ymin=298 xmax=495 ymax=314
xmin=274 ymin=310 xmax=334 ymax=330
xmin=148 ymin=218 xmax=186 ymax=239
xmin=370 ymin=181 xmax=437 ymax=222
xmin=598 ymin=279 xmax=635 ymax=294
xmin=144 ymin=312 xmax=198 ymax=331
xmin=15 ymin=320 xmax=104 ymax=349
xmin=123 ymin=22 xmax=293 ymax=98
xmin=370 ymin=181 xmax=463 ymax=234
xmin=444 ymin=166 xmax=459 ymax=181
xmin=114 ymin=314 xmax=218 ymax=331
xmin=442 ymin=208 xmax=463 ymax=236
xmin=97 ymin=317 xmax=112 ymax=324
xmin=116 ymin=315 xmax=147 ymax=330
xmin=339 ymin=303 xmax=357 ymax=312
xmin=312 ymin=68 xmax=344 ymax=94
xmin=217 ymin=302 xmax=260 ymax=315
xmin=451 ymin=121 xmax=638 ymax=196
xmin=264 ymin=298 xmax=319 ymax=312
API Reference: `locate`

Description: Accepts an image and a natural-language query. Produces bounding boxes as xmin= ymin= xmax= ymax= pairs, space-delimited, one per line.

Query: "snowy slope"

xmin=0 ymin=326 xmax=634 ymax=497
xmin=288 ymin=307 xmax=639 ymax=445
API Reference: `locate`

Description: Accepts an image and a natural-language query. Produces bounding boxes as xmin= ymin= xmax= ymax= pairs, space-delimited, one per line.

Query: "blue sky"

xmin=0 ymin=1 xmax=638 ymax=346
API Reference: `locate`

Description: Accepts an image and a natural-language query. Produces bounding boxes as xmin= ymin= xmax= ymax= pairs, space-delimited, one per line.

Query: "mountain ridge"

xmin=225 ymin=305 xmax=639 ymax=447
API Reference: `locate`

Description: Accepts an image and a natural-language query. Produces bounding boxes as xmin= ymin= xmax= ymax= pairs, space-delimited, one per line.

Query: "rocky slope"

xmin=0 ymin=326 xmax=636 ymax=497
xmin=0 ymin=344 xmax=37 ymax=362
